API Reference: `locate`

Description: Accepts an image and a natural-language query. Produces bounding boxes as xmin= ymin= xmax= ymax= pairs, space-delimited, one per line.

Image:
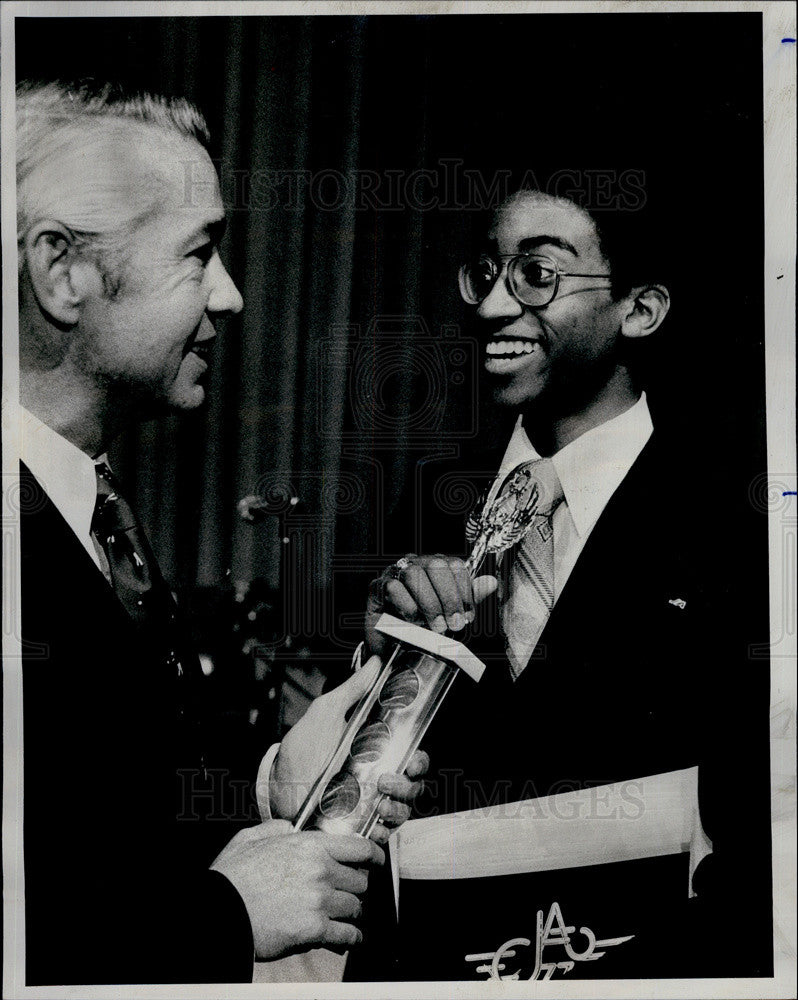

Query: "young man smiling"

xmin=367 ymin=188 xmax=672 ymax=673
xmin=471 ymin=190 xmax=667 ymax=430
xmin=361 ymin=187 xmax=771 ymax=981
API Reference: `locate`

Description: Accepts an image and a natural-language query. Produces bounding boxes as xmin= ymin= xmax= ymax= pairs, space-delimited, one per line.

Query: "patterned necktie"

xmin=92 ymin=464 xmax=207 ymax=779
xmin=501 ymin=457 xmax=565 ymax=680
xmin=91 ymin=462 xmax=184 ymax=675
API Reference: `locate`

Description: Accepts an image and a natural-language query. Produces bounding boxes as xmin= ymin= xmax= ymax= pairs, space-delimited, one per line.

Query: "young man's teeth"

xmin=486 ymin=340 xmax=536 ymax=356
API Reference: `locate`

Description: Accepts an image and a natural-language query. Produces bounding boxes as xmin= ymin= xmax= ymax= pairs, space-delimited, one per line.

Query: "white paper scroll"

xmin=390 ymin=766 xmax=712 ymax=903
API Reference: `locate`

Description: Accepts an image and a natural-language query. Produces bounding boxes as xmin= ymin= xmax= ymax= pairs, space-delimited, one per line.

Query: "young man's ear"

xmin=22 ymin=221 xmax=92 ymax=326
xmin=620 ymin=285 xmax=671 ymax=340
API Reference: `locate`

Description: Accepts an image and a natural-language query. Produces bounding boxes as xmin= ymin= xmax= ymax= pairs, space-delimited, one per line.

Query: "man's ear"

xmin=22 ymin=221 xmax=88 ymax=326
xmin=620 ymin=284 xmax=670 ymax=340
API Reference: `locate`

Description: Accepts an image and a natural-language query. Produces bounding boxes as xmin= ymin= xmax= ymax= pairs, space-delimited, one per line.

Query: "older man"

xmin=361 ymin=188 xmax=771 ymax=979
xmin=15 ymin=80 xmax=424 ymax=986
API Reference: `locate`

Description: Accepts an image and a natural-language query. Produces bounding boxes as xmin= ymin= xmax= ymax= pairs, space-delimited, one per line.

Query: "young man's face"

xmin=73 ymin=128 xmax=243 ymax=416
xmin=474 ymin=191 xmax=629 ymax=414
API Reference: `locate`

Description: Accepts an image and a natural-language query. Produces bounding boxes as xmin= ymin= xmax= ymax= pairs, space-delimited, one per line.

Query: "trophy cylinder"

xmin=302 ymin=648 xmax=459 ymax=837
xmin=293 ymin=459 xmax=543 ymax=838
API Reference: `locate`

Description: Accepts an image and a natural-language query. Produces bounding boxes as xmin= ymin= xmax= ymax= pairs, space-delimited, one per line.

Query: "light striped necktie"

xmin=501 ymin=457 xmax=565 ymax=680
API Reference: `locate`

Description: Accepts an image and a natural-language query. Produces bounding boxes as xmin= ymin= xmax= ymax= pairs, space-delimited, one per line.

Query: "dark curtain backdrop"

xmin=17 ymin=13 xmax=766 ymax=657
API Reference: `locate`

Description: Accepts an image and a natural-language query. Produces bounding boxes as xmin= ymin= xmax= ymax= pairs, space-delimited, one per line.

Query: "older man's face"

xmin=74 ymin=127 xmax=242 ymax=414
xmin=475 ymin=191 xmax=626 ymax=414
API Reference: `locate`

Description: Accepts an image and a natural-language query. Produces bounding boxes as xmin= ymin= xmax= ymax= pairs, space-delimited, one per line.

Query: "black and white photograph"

xmin=1 ymin=2 xmax=795 ymax=996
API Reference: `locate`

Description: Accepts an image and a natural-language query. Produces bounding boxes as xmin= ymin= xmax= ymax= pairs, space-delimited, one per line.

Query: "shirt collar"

xmin=18 ymin=405 xmax=101 ymax=546
xmin=499 ymin=393 xmax=654 ymax=537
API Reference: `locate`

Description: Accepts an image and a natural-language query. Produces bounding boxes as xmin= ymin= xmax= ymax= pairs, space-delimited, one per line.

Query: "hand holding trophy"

xmin=292 ymin=461 xmax=553 ymax=836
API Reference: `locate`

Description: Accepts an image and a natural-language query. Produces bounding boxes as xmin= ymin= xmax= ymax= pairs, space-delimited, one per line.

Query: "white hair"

xmin=16 ymin=80 xmax=211 ymax=287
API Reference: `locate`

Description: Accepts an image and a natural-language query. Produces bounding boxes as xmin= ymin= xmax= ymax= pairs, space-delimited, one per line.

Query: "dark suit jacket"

xmin=348 ymin=432 xmax=773 ymax=980
xmin=19 ymin=464 xmax=254 ymax=985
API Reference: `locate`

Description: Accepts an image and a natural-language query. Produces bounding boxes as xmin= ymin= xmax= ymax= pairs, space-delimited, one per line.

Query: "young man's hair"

xmin=475 ymin=166 xmax=674 ymax=301
xmin=16 ymin=79 xmax=211 ymax=293
xmin=585 ymin=201 xmax=673 ymax=302
xmin=466 ymin=168 xmax=673 ymax=389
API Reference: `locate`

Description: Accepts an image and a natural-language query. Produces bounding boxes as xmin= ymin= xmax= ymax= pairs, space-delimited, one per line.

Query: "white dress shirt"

xmin=18 ymin=404 xmax=108 ymax=573
xmin=496 ymin=393 xmax=654 ymax=600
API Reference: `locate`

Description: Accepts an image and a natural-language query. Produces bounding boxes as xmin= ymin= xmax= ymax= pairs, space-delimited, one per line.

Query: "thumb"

xmin=251 ymin=818 xmax=294 ymax=839
xmin=473 ymin=575 xmax=498 ymax=604
xmin=326 ymin=654 xmax=382 ymax=715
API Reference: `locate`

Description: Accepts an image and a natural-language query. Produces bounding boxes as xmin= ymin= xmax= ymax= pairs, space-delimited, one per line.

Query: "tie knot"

xmin=511 ymin=457 xmax=564 ymax=516
xmin=93 ymin=463 xmax=137 ymax=536
xmin=94 ymin=461 xmax=116 ymax=497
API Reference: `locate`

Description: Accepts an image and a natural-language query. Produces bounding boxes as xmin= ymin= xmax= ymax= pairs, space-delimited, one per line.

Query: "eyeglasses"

xmin=458 ymin=253 xmax=612 ymax=309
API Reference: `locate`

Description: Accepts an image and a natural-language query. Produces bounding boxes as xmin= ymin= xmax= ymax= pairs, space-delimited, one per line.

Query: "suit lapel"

xmin=20 ymin=460 xmax=135 ymax=628
xmin=538 ymin=436 xmax=661 ymax=649
xmin=21 ymin=461 xmax=207 ymax=775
